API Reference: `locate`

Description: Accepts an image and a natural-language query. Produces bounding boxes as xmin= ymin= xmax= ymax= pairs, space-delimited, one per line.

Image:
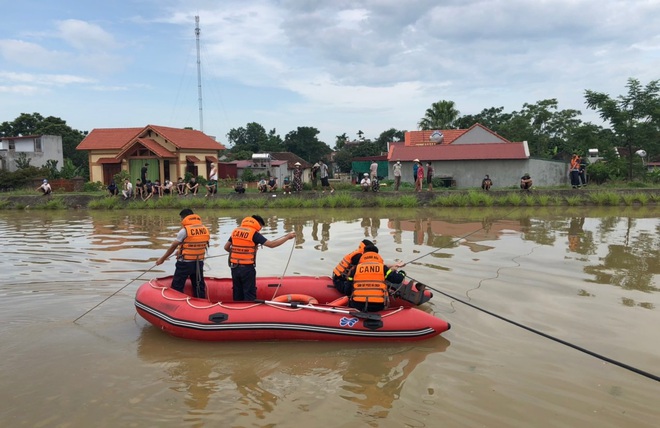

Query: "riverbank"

xmin=2 ymin=187 xmax=660 ymax=210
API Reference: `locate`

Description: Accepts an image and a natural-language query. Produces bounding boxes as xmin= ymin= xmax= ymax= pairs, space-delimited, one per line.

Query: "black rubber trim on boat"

xmin=208 ymin=312 xmax=228 ymax=323
xmin=362 ymin=319 xmax=383 ymax=330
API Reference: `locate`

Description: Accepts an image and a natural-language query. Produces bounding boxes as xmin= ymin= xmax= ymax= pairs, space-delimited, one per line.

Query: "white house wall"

xmin=388 ymin=158 xmax=569 ymax=188
xmin=0 ymin=135 xmax=63 ymax=172
xmin=453 ymin=127 xmax=508 ymax=144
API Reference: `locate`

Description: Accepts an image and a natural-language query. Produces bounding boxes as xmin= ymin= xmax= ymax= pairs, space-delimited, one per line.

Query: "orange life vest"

xmin=228 ymin=217 xmax=262 ymax=266
xmin=333 ymin=241 xmax=367 ymax=278
xmin=570 ymin=157 xmax=580 ymax=170
xmin=351 ymin=252 xmax=389 ymax=306
xmin=178 ymin=214 xmax=209 ymax=261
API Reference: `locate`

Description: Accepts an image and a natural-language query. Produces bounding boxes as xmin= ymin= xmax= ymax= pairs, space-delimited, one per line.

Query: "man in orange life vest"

xmin=156 ymin=208 xmax=210 ymax=298
xmin=332 ymin=239 xmax=373 ymax=295
xmin=349 ymin=245 xmax=406 ymax=312
xmin=224 ymin=215 xmax=296 ymax=301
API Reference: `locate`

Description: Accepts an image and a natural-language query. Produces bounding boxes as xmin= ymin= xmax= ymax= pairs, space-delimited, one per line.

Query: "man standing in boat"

xmin=224 ymin=215 xmax=296 ymax=301
xmin=155 ymin=208 xmax=210 ymax=298
xmin=349 ymin=245 xmax=405 ymax=312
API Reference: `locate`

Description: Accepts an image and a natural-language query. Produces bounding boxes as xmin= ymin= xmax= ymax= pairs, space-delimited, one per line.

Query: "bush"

xmin=83 ymin=181 xmax=104 ymax=192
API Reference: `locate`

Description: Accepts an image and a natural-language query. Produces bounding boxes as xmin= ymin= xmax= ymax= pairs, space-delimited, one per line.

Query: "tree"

xmin=374 ymin=128 xmax=406 ymax=153
xmin=283 ymin=127 xmax=331 ymax=163
xmin=226 ymin=122 xmax=272 ymax=154
xmin=418 ymin=100 xmax=460 ymax=130
xmin=585 ymin=78 xmax=660 ymax=180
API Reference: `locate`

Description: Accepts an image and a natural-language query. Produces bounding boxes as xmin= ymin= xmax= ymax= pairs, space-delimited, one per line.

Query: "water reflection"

xmin=136 ymin=323 xmax=450 ymax=422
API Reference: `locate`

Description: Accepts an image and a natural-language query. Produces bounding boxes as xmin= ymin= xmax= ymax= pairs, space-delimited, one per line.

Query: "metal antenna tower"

xmin=195 ymin=15 xmax=203 ymax=132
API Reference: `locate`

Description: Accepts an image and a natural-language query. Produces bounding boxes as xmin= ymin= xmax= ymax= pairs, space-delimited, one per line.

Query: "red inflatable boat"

xmin=135 ymin=276 xmax=450 ymax=342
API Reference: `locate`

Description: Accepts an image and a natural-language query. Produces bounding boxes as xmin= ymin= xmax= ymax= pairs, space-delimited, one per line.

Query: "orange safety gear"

xmin=351 ymin=252 xmax=389 ymax=307
xmin=178 ymin=214 xmax=209 ymax=261
xmin=333 ymin=241 xmax=368 ymax=278
xmin=228 ymin=216 xmax=263 ymax=266
xmin=570 ymin=156 xmax=580 ymax=170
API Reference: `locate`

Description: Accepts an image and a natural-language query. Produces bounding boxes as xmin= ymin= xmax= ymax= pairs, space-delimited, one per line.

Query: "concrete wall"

xmin=388 ymin=158 xmax=569 ymax=188
xmin=0 ymin=135 xmax=63 ymax=172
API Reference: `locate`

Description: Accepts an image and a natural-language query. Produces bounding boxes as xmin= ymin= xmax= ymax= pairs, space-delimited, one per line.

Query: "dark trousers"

xmin=231 ymin=265 xmax=257 ymax=301
xmin=171 ymin=260 xmax=206 ymax=298
xmin=333 ymin=275 xmax=353 ymax=296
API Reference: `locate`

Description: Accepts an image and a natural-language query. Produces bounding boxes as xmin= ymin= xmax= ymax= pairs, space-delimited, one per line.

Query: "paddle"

xmin=254 ymin=299 xmax=382 ymax=321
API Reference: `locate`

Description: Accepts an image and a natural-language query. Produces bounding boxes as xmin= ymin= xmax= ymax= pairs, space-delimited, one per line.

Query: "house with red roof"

xmin=388 ymin=124 xmax=568 ymax=188
xmin=76 ymin=125 xmax=225 ymax=185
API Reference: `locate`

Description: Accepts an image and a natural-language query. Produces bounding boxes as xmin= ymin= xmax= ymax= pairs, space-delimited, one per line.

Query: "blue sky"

xmin=1 ymin=0 xmax=659 ymax=147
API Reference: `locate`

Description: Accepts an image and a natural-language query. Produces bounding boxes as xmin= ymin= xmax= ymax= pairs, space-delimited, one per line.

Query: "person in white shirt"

xmin=360 ymin=173 xmax=371 ymax=192
xmin=36 ymin=179 xmax=52 ymax=195
xmin=122 ymin=178 xmax=133 ymax=200
xmin=393 ymin=161 xmax=402 ymax=191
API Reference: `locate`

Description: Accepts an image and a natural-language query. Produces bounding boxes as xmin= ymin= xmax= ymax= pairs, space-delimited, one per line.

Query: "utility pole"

xmin=195 ymin=15 xmax=203 ymax=132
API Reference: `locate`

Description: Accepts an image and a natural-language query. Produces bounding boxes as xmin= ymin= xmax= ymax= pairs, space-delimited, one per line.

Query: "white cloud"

xmin=55 ymin=19 xmax=119 ymax=52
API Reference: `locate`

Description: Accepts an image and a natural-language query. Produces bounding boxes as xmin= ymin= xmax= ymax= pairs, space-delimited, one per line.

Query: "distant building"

xmin=0 ymin=134 xmax=64 ymax=172
xmin=388 ymin=123 xmax=568 ymax=187
xmin=76 ymin=125 xmax=225 ymax=184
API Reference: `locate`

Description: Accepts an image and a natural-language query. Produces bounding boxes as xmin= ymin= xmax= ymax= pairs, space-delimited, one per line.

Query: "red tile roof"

xmin=77 ymin=127 xmax=143 ymax=150
xmin=389 ymin=142 xmax=529 ymax=161
xmin=405 ymin=129 xmax=466 ymax=146
xmin=76 ymin=125 xmax=225 ymax=151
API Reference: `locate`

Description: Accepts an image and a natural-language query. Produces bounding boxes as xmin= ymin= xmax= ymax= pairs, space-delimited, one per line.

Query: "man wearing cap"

xmin=224 ymin=215 xmax=296 ymax=301
xmin=393 ymin=161 xmax=402 ymax=191
xmin=360 ymin=173 xmax=371 ymax=191
xmin=156 ymin=209 xmax=210 ymax=298
xmin=293 ymin=162 xmax=303 ymax=192
xmin=36 ymin=179 xmax=52 ymax=195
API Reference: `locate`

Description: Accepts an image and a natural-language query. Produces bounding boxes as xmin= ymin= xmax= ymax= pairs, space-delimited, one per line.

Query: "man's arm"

xmin=263 ymin=232 xmax=296 ymax=248
xmin=156 ymin=240 xmax=180 ymax=265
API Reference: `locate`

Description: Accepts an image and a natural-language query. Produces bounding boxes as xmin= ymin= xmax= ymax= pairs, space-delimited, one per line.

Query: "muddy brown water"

xmin=1 ymin=207 xmax=658 ymax=427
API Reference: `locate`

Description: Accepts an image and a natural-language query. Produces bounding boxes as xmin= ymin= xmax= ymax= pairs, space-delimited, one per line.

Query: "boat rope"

xmin=415 ymin=277 xmax=660 ymax=383
xmin=269 ymin=234 xmax=297 ymax=300
xmin=73 ymin=261 xmax=161 ymax=324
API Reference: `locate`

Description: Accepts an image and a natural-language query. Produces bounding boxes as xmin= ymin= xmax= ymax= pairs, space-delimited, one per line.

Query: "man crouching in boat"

xmin=332 ymin=239 xmax=373 ymax=296
xmin=224 ymin=215 xmax=296 ymax=301
xmin=349 ymin=245 xmax=405 ymax=312
xmin=155 ymin=208 xmax=210 ymax=298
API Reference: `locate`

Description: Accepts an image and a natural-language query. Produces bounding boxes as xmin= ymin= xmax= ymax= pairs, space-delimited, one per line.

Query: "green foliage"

xmin=0 ymin=166 xmax=47 ymax=190
xmin=113 ymin=170 xmax=131 ymax=186
xmin=44 ymin=159 xmax=60 ymax=179
xmin=585 ymin=78 xmax=660 ymax=180
xmin=647 ymin=168 xmax=660 ymax=184
xmin=83 ymin=181 xmax=104 ymax=192
xmin=60 ymin=159 xmax=84 ymax=179
xmin=418 ymin=100 xmax=460 ymax=130
xmin=283 ymin=126 xmax=332 ymax=163
xmin=14 ymin=152 xmax=32 ymax=169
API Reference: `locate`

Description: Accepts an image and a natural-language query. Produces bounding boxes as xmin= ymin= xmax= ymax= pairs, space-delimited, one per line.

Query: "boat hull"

xmin=135 ymin=277 xmax=450 ymax=342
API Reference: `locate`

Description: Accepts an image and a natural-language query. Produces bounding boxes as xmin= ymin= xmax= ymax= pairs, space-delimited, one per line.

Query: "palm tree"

xmin=418 ymin=100 xmax=460 ymax=130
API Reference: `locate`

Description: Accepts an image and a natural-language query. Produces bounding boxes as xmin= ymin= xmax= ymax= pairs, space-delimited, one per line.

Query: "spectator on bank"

xmin=162 ymin=180 xmax=173 ymax=195
xmin=267 ymin=177 xmax=278 ymax=192
xmin=482 ymin=175 xmax=493 ymax=191
xmin=257 ymin=178 xmax=267 ymax=193
xmin=122 ymin=178 xmax=133 ymax=200
xmin=570 ymin=153 xmax=581 ymax=188
xmin=134 ymin=179 xmax=144 ymax=199
xmin=393 ymin=161 xmax=402 ymax=191
xmin=426 ymin=162 xmax=434 ymax=192
xmin=234 ymin=180 xmax=246 ymax=194
xmin=370 ymin=160 xmax=378 ymax=181
xmin=176 ymin=177 xmax=186 ymax=195
xmin=107 ymin=180 xmax=119 ymax=196
xmin=186 ymin=176 xmax=199 ymax=195
xmin=293 ymin=162 xmax=303 ymax=192
xmin=282 ymin=176 xmax=291 ymax=194
xmin=520 ymin=173 xmax=533 ymax=191
xmin=360 ymin=173 xmax=371 ymax=191
xmin=36 ymin=179 xmax=52 ymax=195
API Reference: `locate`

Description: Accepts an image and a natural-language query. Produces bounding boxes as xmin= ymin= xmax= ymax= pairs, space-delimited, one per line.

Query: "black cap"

xmin=179 ymin=208 xmax=194 ymax=218
xmin=361 ymin=239 xmax=374 ymax=247
xmin=363 ymin=245 xmax=379 ymax=253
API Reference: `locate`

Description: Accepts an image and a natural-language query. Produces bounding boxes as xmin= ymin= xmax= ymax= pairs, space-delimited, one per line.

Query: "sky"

xmin=1 ymin=0 xmax=659 ymax=147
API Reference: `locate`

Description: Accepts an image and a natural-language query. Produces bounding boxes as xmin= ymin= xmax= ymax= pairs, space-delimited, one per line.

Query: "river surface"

xmin=1 ymin=207 xmax=659 ymax=428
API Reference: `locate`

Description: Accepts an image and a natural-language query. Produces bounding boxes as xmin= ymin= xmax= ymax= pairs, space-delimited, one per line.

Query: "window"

xmin=34 ymin=138 xmax=42 ymax=153
xmin=8 ymin=139 xmax=15 ymax=150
